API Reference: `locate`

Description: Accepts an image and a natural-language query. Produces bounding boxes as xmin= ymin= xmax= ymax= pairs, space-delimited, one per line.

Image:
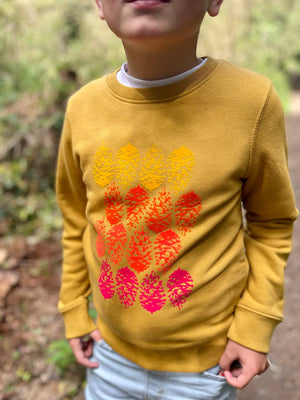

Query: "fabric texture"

xmin=85 ymin=340 xmax=236 ymax=400
xmin=56 ymin=57 xmax=298 ymax=372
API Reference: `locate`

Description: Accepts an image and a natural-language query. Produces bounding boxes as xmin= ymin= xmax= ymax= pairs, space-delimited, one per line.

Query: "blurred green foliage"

xmin=200 ymin=0 xmax=300 ymax=110
xmin=47 ymin=339 xmax=77 ymax=376
xmin=0 ymin=0 xmax=124 ymax=238
xmin=0 ymin=0 xmax=299 ymax=239
xmin=237 ymin=0 xmax=300 ymax=110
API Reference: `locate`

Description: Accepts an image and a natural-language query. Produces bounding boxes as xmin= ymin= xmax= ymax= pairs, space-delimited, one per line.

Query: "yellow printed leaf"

xmin=93 ymin=144 xmax=115 ymax=188
xmin=116 ymin=143 xmax=140 ymax=188
xmin=140 ymin=144 xmax=165 ymax=192
xmin=167 ymin=146 xmax=195 ymax=194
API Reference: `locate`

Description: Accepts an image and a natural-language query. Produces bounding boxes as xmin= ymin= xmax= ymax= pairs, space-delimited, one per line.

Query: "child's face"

xmin=95 ymin=0 xmax=222 ymax=47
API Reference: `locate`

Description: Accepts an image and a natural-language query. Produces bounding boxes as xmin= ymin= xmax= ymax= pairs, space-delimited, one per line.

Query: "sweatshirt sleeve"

xmin=227 ymin=84 xmax=298 ymax=353
xmin=56 ymin=105 xmax=96 ymax=339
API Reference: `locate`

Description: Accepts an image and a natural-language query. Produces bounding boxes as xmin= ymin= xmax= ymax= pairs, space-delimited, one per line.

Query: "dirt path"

xmin=0 ymin=95 xmax=299 ymax=400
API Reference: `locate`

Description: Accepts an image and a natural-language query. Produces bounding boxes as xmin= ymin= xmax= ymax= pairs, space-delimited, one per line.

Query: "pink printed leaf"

xmin=154 ymin=229 xmax=182 ymax=273
xmin=125 ymin=186 xmax=149 ymax=229
xmin=107 ymin=223 xmax=127 ymax=267
xmin=104 ymin=183 xmax=125 ymax=225
xmin=145 ymin=188 xmax=173 ymax=233
xmin=127 ymin=228 xmax=153 ymax=273
xmin=175 ymin=191 xmax=202 ymax=235
xmin=95 ymin=218 xmax=106 ymax=258
xmin=98 ymin=259 xmax=115 ymax=299
xmin=139 ymin=271 xmax=166 ymax=314
xmin=167 ymin=268 xmax=193 ymax=310
xmin=115 ymin=267 xmax=138 ymax=308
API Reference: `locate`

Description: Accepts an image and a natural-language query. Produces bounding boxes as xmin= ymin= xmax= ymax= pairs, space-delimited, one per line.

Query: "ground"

xmin=0 ymin=94 xmax=299 ymax=400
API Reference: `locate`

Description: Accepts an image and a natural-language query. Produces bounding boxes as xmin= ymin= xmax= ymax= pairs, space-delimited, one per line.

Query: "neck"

xmin=122 ymin=35 xmax=200 ymax=80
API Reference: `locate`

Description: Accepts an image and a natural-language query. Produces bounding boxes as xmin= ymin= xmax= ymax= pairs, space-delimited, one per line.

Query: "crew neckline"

xmin=117 ymin=58 xmax=207 ymax=89
xmin=105 ymin=57 xmax=222 ymax=103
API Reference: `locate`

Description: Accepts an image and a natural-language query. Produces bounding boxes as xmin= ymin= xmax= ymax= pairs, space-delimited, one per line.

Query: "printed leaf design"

xmin=175 ymin=191 xmax=202 ymax=235
xmin=167 ymin=146 xmax=195 ymax=194
xmin=115 ymin=267 xmax=138 ymax=308
xmin=167 ymin=268 xmax=193 ymax=310
xmin=125 ymin=186 xmax=149 ymax=229
xmin=116 ymin=143 xmax=139 ymax=188
xmin=104 ymin=183 xmax=125 ymax=225
xmin=107 ymin=223 xmax=127 ymax=267
xmin=93 ymin=144 xmax=115 ymax=188
xmin=139 ymin=271 xmax=166 ymax=313
xmin=95 ymin=218 xmax=106 ymax=258
xmin=98 ymin=259 xmax=115 ymax=299
xmin=154 ymin=229 xmax=181 ymax=273
xmin=127 ymin=228 xmax=152 ymax=273
xmin=140 ymin=144 xmax=165 ymax=192
xmin=145 ymin=188 xmax=173 ymax=233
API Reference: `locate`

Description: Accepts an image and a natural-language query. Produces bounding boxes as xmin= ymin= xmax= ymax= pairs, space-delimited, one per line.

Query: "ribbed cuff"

xmin=227 ymin=306 xmax=281 ymax=353
xmin=62 ymin=302 xmax=97 ymax=339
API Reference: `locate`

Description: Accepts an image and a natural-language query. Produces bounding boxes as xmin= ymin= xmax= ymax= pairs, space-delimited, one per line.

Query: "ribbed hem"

xmin=98 ymin=320 xmax=228 ymax=373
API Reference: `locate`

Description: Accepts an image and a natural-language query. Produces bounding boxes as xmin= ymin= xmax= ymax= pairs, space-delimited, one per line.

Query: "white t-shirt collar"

xmin=117 ymin=58 xmax=207 ymax=89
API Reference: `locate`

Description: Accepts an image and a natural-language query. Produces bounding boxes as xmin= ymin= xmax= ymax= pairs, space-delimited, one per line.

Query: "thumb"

xmin=223 ymin=368 xmax=255 ymax=389
xmin=90 ymin=329 xmax=103 ymax=343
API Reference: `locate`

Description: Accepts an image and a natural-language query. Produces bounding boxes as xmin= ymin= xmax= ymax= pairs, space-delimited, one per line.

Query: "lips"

xmin=123 ymin=0 xmax=170 ymax=10
xmin=125 ymin=0 xmax=170 ymax=3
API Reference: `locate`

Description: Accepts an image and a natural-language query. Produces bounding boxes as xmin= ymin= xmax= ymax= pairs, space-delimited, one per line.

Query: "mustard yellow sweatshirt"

xmin=56 ymin=58 xmax=298 ymax=372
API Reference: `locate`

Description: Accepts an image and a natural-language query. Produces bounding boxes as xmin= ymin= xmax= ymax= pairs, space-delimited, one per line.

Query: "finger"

xmin=83 ymin=340 xmax=95 ymax=358
xmin=224 ymin=369 xmax=255 ymax=389
xmin=219 ymin=351 xmax=236 ymax=371
xmin=257 ymin=360 xmax=270 ymax=375
xmin=230 ymin=364 xmax=243 ymax=378
xmin=69 ymin=339 xmax=99 ymax=369
xmin=76 ymin=353 xmax=99 ymax=369
xmin=90 ymin=329 xmax=103 ymax=342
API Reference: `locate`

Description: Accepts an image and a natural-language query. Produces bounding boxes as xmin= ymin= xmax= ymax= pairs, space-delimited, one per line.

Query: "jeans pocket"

xmin=97 ymin=339 xmax=113 ymax=352
xmin=201 ymin=365 xmax=227 ymax=383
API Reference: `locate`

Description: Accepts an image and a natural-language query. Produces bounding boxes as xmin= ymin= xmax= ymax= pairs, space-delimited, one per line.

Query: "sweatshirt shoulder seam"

xmin=243 ymin=82 xmax=273 ymax=179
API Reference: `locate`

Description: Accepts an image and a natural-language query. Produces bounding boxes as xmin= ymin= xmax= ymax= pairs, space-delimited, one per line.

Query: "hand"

xmin=219 ymin=340 xmax=270 ymax=389
xmin=68 ymin=329 xmax=102 ymax=368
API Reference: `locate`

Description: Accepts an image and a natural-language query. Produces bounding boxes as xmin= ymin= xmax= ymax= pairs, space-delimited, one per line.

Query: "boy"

xmin=56 ymin=0 xmax=298 ymax=398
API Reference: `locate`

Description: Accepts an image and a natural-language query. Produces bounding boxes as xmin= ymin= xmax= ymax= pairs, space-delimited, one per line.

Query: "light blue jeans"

xmin=85 ymin=340 xmax=236 ymax=400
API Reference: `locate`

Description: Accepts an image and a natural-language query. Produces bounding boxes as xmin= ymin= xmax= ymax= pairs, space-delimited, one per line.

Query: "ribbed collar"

xmin=105 ymin=57 xmax=222 ymax=103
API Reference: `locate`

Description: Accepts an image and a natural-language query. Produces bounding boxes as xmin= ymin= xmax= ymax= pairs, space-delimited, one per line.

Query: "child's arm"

xmin=224 ymin=84 xmax=298 ymax=387
xmin=56 ymin=106 xmax=97 ymax=341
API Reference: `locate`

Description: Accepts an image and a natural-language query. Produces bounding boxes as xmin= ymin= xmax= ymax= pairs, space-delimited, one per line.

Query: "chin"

xmin=112 ymin=22 xmax=175 ymax=44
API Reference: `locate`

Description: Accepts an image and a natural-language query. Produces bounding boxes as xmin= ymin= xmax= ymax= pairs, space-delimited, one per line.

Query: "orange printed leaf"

xmin=93 ymin=144 xmax=115 ymax=188
xmin=95 ymin=218 xmax=106 ymax=258
xmin=127 ymin=228 xmax=152 ymax=273
xmin=154 ymin=229 xmax=181 ymax=273
xmin=107 ymin=223 xmax=127 ymax=267
xmin=125 ymin=186 xmax=149 ymax=229
xmin=145 ymin=188 xmax=173 ymax=233
xmin=140 ymin=144 xmax=165 ymax=192
xmin=105 ymin=183 xmax=125 ymax=225
xmin=175 ymin=191 xmax=202 ymax=235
